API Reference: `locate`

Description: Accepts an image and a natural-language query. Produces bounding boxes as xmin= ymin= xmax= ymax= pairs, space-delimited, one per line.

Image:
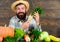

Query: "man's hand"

xmin=21 ymin=20 xmax=30 ymax=29
xmin=33 ymin=11 xmax=40 ymax=25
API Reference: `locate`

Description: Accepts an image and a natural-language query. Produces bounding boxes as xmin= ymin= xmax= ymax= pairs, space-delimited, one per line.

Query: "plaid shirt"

xmin=9 ymin=15 xmax=42 ymax=32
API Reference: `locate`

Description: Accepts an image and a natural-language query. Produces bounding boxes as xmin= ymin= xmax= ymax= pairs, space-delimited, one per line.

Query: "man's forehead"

xmin=15 ymin=3 xmax=26 ymax=8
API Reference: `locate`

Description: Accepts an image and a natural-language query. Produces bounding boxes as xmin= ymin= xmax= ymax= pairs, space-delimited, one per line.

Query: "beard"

xmin=16 ymin=12 xmax=26 ymax=20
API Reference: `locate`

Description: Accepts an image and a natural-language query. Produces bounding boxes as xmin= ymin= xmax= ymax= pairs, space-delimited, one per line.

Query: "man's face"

xmin=15 ymin=4 xmax=26 ymax=20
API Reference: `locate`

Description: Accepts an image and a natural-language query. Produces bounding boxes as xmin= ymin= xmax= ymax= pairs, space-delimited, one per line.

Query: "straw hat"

xmin=11 ymin=0 xmax=29 ymax=12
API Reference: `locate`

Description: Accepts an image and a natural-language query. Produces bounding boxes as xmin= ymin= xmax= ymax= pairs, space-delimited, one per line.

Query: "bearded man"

xmin=9 ymin=0 xmax=42 ymax=32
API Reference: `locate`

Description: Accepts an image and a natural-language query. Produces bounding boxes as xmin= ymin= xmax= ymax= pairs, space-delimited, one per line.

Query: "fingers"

xmin=22 ymin=22 xmax=30 ymax=29
xmin=33 ymin=12 xmax=38 ymax=17
xmin=33 ymin=11 xmax=40 ymax=20
xmin=34 ymin=11 xmax=39 ymax=15
xmin=26 ymin=21 xmax=30 ymax=24
xmin=34 ymin=11 xmax=38 ymax=14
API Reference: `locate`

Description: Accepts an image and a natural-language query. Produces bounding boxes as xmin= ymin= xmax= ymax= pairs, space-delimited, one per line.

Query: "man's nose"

xmin=19 ymin=9 xmax=23 ymax=12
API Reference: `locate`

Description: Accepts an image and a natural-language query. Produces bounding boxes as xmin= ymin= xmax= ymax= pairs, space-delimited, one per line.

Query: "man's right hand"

xmin=21 ymin=20 xmax=30 ymax=30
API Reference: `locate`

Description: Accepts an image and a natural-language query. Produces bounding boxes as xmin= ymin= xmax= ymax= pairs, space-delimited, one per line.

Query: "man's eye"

xmin=16 ymin=8 xmax=20 ymax=10
xmin=22 ymin=8 xmax=25 ymax=9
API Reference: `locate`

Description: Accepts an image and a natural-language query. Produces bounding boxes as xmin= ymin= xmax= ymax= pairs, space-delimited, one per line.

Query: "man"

xmin=9 ymin=0 xmax=42 ymax=32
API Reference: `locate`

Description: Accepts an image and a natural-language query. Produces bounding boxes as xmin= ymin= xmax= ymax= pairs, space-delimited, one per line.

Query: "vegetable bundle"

xmin=28 ymin=7 xmax=44 ymax=21
xmin=1 ymin=28 xmax=60 ymax=42
xmin=3 ymin=28 xmax=25 ymax=42
xmin=31 ymin=7 xmax=44 ymax=15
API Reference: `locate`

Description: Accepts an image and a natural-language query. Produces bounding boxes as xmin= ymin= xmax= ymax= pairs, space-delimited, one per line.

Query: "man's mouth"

xmin=18 ymin=12 xmax=24 ymax=15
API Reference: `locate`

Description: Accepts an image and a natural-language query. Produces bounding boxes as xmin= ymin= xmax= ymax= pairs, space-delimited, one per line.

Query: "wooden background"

xmin=0 ymin=0 xmax=60 ymax=37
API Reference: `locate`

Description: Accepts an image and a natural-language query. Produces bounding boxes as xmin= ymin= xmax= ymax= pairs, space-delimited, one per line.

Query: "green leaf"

xmin=3 ymin=36 xmax=15 ymax=42
xmin=14 ymin=28 xmax=25 ymax=37
xmin=31 ymin=7 xmax=45 ymax=15
xmin=31 ymin=29 xmax=40 ymax=40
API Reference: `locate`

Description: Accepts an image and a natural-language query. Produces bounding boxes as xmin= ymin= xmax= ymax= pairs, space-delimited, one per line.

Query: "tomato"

xmin=24 ymin=34 xmax=28 ymax=39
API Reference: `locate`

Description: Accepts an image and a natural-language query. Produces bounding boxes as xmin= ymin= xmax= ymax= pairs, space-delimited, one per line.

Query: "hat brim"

xmin=11 ymin=1 xmax=29 ymax=12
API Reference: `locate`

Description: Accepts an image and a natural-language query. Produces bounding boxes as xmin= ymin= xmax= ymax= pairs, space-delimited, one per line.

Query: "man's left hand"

xmin=33 ymin=11 xmax=40 ymax=25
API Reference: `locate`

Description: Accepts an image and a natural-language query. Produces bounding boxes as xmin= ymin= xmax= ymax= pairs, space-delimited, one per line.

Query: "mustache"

xmin=17 ymin=12 xmax=25 ymax=14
